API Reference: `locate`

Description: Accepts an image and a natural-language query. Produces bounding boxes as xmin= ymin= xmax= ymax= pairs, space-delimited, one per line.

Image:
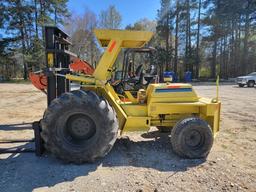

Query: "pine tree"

xmin=156 ymin=0 xmax=174 ymax=71
xmin=1 ymin=0 xmax=70 ymax=79
xmin=4 ymin=0 xmax=34 ymax=79
xmin=51 ymin=0 xmax=70 ymax=25
xmin=202 ymin=0 xmax=256 ymax=78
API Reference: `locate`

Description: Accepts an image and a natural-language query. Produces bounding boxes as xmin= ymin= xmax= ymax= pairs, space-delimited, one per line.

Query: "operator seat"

xmin=127 ymin=64 xmax=143 ymax=84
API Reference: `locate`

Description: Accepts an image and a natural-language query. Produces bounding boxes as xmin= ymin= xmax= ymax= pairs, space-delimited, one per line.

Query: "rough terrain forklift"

xmin=37 ymin=27 xmax=221 ymax=163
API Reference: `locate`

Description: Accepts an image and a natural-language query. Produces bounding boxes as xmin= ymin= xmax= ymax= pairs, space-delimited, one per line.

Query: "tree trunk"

xmin=34 ymin=0 xmax=38 ymax=38
xmin=237 ymin=16 xmax=242 ymax=75
xmin=185 ymin=1 xmax=189 ymax=71
xmin=211 ymin=40 xmax=217 ymax=78
xmin=231 ymin=20 xmax=235 ymax=77
xmin=21 ymin=29 xmax=28 ymax=80
xmin=165 ymin=12 xmax=170 ymax=71
xmin=223 ymin=35 xmax=228 ymax=79
xmin=234 ymin=20 xmax=239 ymax=77
xmin=17 ymin=0 xmax=28 ymax=80
xmin=24 ymin=25 xmax=30 ymax=49
xmin=195 ymin=0 xmax=201 ymax=78
xmin=220 ymin=37 xmax=223 ymax=78
xmin=39 ymin=0 xmax=45 ymax=41
xmin=174 ymin=0 xmax=179 ymax=74
xmin=90 ymin=34 xmax=94 ymax=66
xmin=187 ymin=0 xmax=192 ymax=73
xmin=185 ymin=0 xmax=191 ymax=73
xmin=243 ymin=11 xmax=250 ymax=74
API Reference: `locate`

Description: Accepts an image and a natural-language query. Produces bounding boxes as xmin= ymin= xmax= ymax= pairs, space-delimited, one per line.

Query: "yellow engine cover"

xmin=146 ymin=83 xmax=199 ymax=103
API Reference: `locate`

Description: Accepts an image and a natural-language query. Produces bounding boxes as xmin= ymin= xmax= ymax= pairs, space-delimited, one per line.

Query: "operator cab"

xmin=113 ymin=47 xmax=159 ymax=95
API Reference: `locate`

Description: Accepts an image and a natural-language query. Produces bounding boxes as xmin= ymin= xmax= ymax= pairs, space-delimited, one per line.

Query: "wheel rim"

xmin=185 ymin=129 xmax=204 ymax=149
xmin=64 ymin=114 xmax=96 ymax=145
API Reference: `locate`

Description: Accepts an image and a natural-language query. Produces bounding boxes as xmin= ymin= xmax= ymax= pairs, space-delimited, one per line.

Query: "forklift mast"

xmin=44 ymin=26 xmax=74 ymax=105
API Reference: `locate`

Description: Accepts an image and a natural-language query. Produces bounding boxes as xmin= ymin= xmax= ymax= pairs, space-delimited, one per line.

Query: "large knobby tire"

xmin=171 ymin=117 xmax=213 ymax=159
xmin=238 ymin=84 xmax=245 ymax=87
xmin=41 ymin=90 xmax=118 ymax=163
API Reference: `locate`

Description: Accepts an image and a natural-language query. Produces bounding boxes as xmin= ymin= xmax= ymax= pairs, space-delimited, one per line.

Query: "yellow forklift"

xmin=38 ymin=28 xmax=221 ymax=163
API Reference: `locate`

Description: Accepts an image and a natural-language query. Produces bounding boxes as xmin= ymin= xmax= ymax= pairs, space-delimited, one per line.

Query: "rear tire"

xmin=171 ymin=117 xmax=213 ymax=159
xmin=247 ymin=81 xmax=255 ymax=87
xmin=41 ymin=90 xmax=118 ymax=163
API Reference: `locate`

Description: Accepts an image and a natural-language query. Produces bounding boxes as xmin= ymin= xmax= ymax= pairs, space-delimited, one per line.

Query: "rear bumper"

xmin=198 ymin=99 xmax=221 ymax=136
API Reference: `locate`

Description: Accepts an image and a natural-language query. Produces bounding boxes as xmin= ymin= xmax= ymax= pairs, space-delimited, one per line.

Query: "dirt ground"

xmin=0 ymin=83 xmax=255 ymax=192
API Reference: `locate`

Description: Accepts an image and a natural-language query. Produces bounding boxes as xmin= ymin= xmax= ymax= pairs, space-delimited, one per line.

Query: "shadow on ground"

xmin=0 ymin=123 xmax=33 ymax=131
xmin=0 ymin=123 xmax=205 ymax=192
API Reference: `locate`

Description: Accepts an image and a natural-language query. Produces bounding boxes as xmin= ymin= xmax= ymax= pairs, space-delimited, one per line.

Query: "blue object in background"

xmin=163 ymin=71 xmax=177 ymax=82
xmin=185 ymin=71 xmax=192 ymax=82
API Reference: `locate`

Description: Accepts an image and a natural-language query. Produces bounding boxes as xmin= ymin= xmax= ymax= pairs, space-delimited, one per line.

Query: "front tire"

xmin=171 ymin=117 xmax=213 ymax=159
xmin=247 ymin=81 xmax=255 ymax=87
xmin=41 ymin=90 xmax=118 ymax=163
xmin=238 ymin=84 xmax=245 ymax=87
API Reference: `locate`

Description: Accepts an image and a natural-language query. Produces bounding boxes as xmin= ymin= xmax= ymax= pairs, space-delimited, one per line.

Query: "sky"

xmin=0 ymin=1 xmax=160 ymax=37
xmin=67 ymin=0 xmax=160 ymax=27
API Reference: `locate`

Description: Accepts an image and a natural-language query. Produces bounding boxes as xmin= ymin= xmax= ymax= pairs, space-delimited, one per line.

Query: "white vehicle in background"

xmin=236 ymin=72 xmax=256 ymax=87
